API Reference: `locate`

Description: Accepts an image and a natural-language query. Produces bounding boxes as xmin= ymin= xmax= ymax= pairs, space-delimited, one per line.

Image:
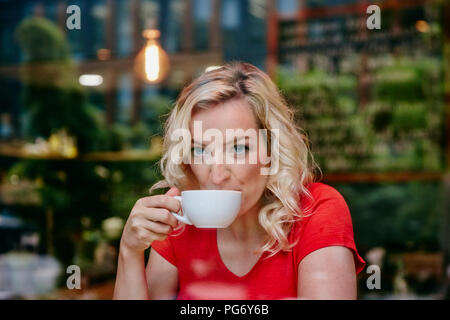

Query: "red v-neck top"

xmin=151 ymin=182 xmax=366 ymax=300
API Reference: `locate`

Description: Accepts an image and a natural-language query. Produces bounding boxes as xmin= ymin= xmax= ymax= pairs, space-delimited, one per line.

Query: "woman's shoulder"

xmin=300 ymin=181 xmax=346 ymax=208
xmin=291 ymin=182 xmax=366 ymax=274
xmin=307 ymin=181 xmax=343 ymax=195
xmin=292 ymin=182 xmax=351 ymax=234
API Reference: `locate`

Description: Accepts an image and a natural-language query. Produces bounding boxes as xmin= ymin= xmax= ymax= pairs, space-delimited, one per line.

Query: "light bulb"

xmin=134 ymin=29 xmax=170 ymax=84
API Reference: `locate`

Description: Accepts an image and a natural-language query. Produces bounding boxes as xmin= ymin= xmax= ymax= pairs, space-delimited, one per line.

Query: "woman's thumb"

xmin=165 ymin=186 xmax=181 ymax=196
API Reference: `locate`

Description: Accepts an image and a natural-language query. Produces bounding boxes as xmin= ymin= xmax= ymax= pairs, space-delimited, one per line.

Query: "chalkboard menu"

xmin=275 ymin=3 xmax=445 ymax=173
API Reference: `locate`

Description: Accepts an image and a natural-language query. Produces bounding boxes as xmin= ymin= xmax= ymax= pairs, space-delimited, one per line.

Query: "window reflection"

xmin=222 ymin=0 xmax=240 ymax=29
xmin=194 ymin=0 xmax=211 ymax=50
xmin=90 ymin=1 xmax=108 ymax=58
xmin=117 ymin=73 xmax=132 ymax=124
xmin=116 ymin=0 xmax=132 ymax=58
xmin=165 ymin=0 xmax=183 ymax=53
xmin=276 ymin=0 xmax=298 ymax=14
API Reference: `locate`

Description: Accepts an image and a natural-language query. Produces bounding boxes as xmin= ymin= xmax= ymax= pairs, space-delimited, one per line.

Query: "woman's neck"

xmin=220 ymin=202 xmax=265 ymax=243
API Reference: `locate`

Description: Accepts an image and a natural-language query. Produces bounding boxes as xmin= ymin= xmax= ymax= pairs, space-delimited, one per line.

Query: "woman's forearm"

xmin=113 ymin=246 xmax=150 ymax=300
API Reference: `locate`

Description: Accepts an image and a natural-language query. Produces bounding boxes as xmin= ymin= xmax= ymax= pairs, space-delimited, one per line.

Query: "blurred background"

xmin=0 ymin=0 xmax=449 ymax=300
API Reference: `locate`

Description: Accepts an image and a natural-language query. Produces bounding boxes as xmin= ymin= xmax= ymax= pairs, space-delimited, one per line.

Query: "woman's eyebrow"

xmin=225 ymin=136 xmax=249 ymax=145
xmin=191 ymin=136 xmax=250 ymax=146
xmin=191 ymin=139 xmax=206 ymax=146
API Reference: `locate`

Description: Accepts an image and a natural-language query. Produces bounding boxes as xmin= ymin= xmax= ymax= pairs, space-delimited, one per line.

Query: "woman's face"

xmin=188 ymin=98 xmax=269 ymax=216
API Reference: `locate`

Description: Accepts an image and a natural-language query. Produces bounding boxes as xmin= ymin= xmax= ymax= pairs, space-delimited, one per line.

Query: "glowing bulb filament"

xmin=145 ymin=44 xmax=160 ymax=81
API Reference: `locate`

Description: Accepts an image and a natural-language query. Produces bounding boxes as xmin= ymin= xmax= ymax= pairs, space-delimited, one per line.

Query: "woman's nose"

xmin=209 ymin=163 xmax=231 ymax=186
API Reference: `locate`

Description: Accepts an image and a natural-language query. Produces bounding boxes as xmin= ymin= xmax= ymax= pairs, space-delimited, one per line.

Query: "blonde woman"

xmin=113 ymin=62 xmax=365 ymax=300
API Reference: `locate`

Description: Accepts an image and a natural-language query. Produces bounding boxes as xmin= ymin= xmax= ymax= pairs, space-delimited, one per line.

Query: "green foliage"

xmin=276 ymin=68 xmax=366 ymax=172
xmin=276 ymin=56 xmax=444 ymax=173
xmin=141 ymin=95 xmax=173 ymax=136
xmin=10 ymin=18 xmax=170 ymax=270
xmin=101 ymin=96 xmax=172 ymax=151
xmin=277 ymin=55 xmax=446 ymax=278
xmin=373 ymin=67 xmax=423 ymax=102
xmin=277 ymin=68 xmax=357 ymax=94
xmin=129 ymin=122 xmax=153 ymax=149
xmin=334 ymin=182 xmax=445 ymax=253
xmin=100 ymin=160 xmax=163 ymax=219
xmin=15 ymin=17 xmax=70 ymax=62
xmin=10 ymin=17 xmax=123 ymax=268
xmin=372 ymin=58 xmax=443 ymax=103
xmin=392 ymin=102 xmax=427 ymax=132
xmin=15 ymin=17 xmax=104 ymax=153
xmin=105 ymin=122 xmax=156 ymax=151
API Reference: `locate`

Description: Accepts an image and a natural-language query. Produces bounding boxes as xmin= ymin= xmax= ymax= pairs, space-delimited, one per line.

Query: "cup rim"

xmin=181 ymin=189 xmax=241 ymax=194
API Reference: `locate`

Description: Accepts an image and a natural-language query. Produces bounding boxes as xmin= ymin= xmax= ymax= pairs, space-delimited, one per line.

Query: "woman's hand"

xmin=120 ymin=187 xmax=181 ymax=254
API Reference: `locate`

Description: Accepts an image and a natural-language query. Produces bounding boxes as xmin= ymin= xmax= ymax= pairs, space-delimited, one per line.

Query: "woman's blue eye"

xmin=192 ymin=146 xmax=205 ymax=156
xmin=233 ymin=144 xmax=248 ymax=154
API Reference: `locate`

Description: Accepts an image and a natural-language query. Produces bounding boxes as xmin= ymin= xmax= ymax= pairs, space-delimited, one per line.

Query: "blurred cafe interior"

xmin=0 ymin=0 xmax=449 ymax=299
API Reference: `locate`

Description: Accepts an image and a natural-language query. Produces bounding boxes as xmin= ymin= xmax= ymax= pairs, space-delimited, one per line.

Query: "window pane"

xmin=222 ymin=0 xmax=240 ymax=29
xmin=165 ymin=0 xmax=183 ymax=52
xmin=277 ymin=0 xmax=298 ymax=14
xmin=117 ymin=73 xmax=133 ymax=124
xmin=65 ymin=0 xmax=84 ymax=60
xmin=116 ymin=0 xmax=132 ymax=57
xmin=194 ymin=0 xmax=212 ymax=50
xmin=90 ymin=0 xmax=107 ymax=57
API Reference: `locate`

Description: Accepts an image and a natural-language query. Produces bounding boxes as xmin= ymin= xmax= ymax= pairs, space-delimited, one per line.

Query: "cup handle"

xmin=170 ymin=196 xmax=192 ymax=225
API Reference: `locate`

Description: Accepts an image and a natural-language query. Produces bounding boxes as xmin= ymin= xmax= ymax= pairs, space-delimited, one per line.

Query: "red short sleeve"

xmin=293 ymin=183 xmax=366 ymax=274
xmin=151 ymin=235 xmax=177 ymax=267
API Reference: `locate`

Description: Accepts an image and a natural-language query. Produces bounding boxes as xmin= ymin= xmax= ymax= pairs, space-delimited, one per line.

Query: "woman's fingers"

xmin=138 ymin=207 xmax=179 ymax=229
xmin=165 ymin=186 xmax=181 ymax=197
xmin=138 ymin=195 xmax=181 ymax=213
xmin=142 ymin=219 xmax=174 ymax=235
xmin=121 ymin=193 xmax=184 ymax=253
xmin=132 ymin=224 xmax=167 ymax=244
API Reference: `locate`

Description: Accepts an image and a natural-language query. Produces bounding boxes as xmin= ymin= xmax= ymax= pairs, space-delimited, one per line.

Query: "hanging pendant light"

xmin=134 ymin=29 xmax=170 ymax=84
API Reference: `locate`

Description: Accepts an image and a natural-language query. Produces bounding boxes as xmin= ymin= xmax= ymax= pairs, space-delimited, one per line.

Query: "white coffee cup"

xmin=170 ymin=190 xmax=241 ymax=228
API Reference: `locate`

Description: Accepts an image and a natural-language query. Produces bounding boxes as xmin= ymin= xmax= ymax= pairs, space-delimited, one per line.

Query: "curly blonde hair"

xmin=150 ymin=62 xmax=322 ymax=257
